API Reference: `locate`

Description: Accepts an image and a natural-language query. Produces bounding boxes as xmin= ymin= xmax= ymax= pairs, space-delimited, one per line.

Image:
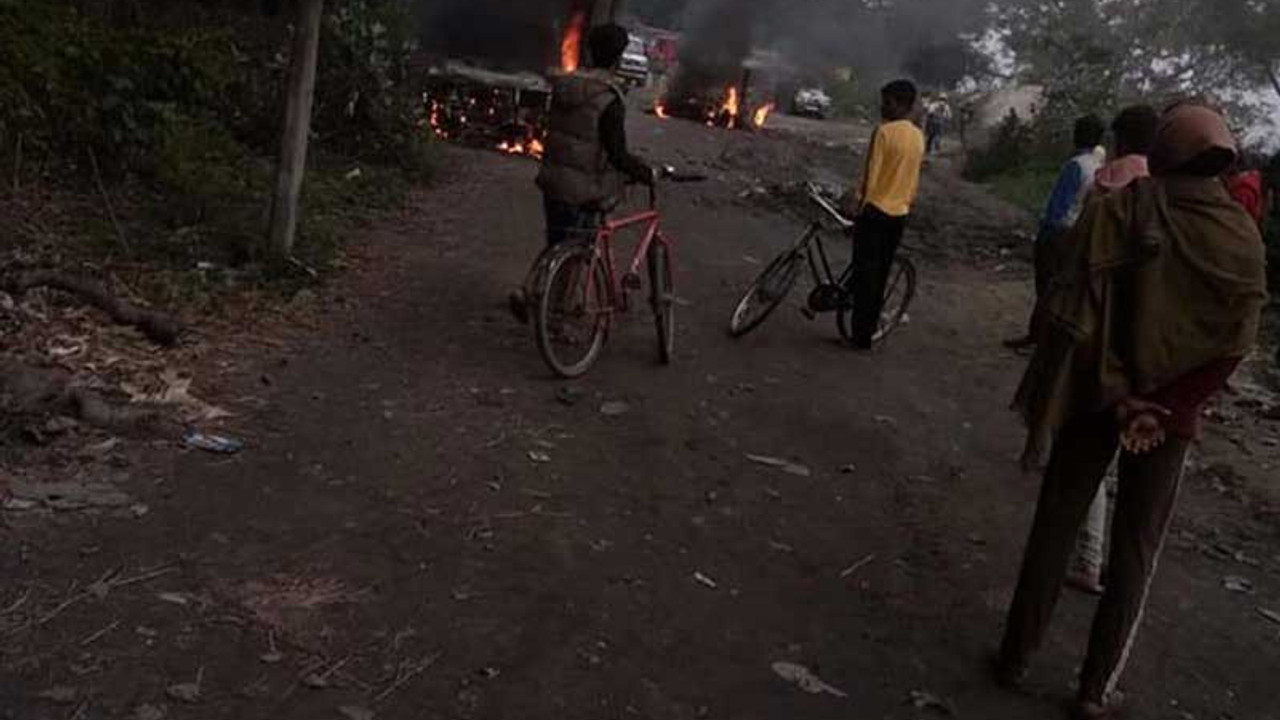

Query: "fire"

xmin=560 ymin=11 xmax=587 ymax=73
xmin=654 ymin=101 xmax=668 ymax=119
xmin=497 ymin=138 xmax=546 ymax=160
xmin=711 ymin=86 xmax=741 ymax=129
xmin=427 ymin=100 xmax=447 ymax=140
xmin=752 ymin=102 xmax=776 ymax=129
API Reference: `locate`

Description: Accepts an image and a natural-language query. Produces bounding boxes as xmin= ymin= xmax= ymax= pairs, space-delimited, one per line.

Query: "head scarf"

xmin=1094 ymin=155 xmax=1150 ymax=193
xmin=1148 ymin=105 xmax=1237 ymax=176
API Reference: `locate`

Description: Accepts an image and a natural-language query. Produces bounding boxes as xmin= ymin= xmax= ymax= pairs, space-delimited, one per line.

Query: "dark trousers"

xmin=847 ymin=205 xmax=907 ymax=348
xmin=524 ymin=198 xmax=602 ymax=295
xmin=544 ymin=198 xmax=600 ymax=247
xmin=1000 ymin=413 xmax=1191 ymax=703
xmin=926 ymin=123 xmax=944 ymax=154
xmin=1027 ymin=227 xmax=1066 ymax=340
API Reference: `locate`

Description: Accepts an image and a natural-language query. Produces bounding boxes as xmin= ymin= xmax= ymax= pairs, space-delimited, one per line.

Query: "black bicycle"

xmin=728 ymin=182 xmax=917 ymax=344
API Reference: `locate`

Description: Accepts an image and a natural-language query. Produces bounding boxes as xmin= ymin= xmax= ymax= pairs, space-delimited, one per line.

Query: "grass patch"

xmin=985 ymin=163 xmax=1059 ymax=216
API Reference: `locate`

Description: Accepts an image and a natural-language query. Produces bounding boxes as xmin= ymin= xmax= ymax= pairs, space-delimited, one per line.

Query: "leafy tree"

xmin=993 ymin=0 xmax=1280 ymax=145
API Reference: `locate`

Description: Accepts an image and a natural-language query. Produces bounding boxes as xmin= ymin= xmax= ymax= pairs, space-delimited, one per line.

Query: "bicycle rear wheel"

xmin=837 ymin=255 xmax=917 ymax=345
xmin=728 ymin=249 xmax=805 ymax=338
xmin=534 ymin=243 xmax=610 ymax=378
xmin=648 ymin=240 xmax=676 ymax=365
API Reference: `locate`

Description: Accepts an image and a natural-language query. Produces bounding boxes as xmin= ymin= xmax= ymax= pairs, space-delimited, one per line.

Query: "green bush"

xmin=0 ymin=2 xmax=251 ymax=173
xmin=150 ymin=113 xmax=268 ymax=264
xmin=827 ymin=79 xmax=876 ymax=120
xmin=963 ymin=109 xmax=1035 ymax=182
xmin=0 ymin=0 xmax=435 ymax=279
xmin=986 ymin=163 xmax=1059 ymax=217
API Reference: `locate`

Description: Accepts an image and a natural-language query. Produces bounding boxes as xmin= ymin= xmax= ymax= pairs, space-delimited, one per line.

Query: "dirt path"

xmin=3 ymin=112 xmax=1279 ymax=720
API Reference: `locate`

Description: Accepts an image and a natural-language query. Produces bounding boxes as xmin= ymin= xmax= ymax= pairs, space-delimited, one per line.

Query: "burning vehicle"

xmin=792 ymin=87 xmax=833 ymax=120
xmin=617 ymin=34 xmax=651 ymax=88
xmin=416 ymin=0 xmax=616 ymax=159
xmin=651 ymin=4 xmax=788 ymax=132
xmin=423 ymin=63 xmax=551 ymax=159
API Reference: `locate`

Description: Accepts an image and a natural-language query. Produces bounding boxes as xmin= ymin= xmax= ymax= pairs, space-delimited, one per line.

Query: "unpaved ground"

xmin=2 ymin=110 xmax=1279 ymax=720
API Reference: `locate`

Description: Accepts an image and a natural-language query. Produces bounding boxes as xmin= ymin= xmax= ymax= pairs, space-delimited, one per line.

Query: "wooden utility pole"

xmin=267 ymin=0 xmax=325 ymax=261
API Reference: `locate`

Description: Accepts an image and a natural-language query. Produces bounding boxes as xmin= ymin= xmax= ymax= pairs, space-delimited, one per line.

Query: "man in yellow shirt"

xmin=842 ymin=79 xmax=925 ymax=350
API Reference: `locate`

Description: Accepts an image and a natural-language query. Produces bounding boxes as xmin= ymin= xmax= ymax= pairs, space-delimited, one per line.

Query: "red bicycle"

xmin=530 ymin=185 xmax=675 ymax=378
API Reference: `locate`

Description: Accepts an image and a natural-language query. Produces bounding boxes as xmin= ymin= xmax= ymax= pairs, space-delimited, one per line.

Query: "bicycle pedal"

xmin=622 ymin=273 xmax=643 ymax=291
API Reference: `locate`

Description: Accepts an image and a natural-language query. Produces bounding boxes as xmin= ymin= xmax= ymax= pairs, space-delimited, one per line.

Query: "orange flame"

xmin=719 ymin=86 xmax=741 ymax=129
xmin=427 ymin=100 xmax=447 ymax=140
xmin=497 ymin=138 xmax=546 ymax=160
xmin=561 ymin=11 xmax=587 ymax=73
xmin=752 ymin=103 xmax=776 ymax=129
xmin=654 ymin=101 xmax=668 ymax=119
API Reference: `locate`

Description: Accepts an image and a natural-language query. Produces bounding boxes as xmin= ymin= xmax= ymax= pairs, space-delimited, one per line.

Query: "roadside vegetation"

xmin=0 ymin=0 xmax=434 ymax=298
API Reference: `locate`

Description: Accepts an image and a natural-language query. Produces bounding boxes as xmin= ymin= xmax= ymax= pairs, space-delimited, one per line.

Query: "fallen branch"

xmin=4 ymin=271 xmax=181 ymax=346
xmin=3 ymin=565 xmax=179 ymax=637
xmin=839 ymin=553 xmax=877 ymax=579
xmin=374 ymin=652 xmax=441 ymax=703
xmin=0 ymin=358 xmax=167 ymax=436
xmin=79 ymin=619 xmax=120 ymax=647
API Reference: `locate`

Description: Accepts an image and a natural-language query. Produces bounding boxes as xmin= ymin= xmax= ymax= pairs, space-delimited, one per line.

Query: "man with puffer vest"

xmin=510 ymin=23 xmax=654 ymax=323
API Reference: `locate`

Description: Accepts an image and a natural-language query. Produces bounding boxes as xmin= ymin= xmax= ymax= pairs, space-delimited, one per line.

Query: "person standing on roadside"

xmin=1004 ymin=116 xmax=1107 ymax=350
xmin=1065 ymin=104 xmax=1161 ymax=596
xmin=996 ymin=104 xmax=1269 ymax=720
xmin=509 ymin=23 xmax=654 ymax=324
xmin=840 ymin=79 xmax=925 ymax=351
xmin=925 ymin=93 xmax=953 ymax=155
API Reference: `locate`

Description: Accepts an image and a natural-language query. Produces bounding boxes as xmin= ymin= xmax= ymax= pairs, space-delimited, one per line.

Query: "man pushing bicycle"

xmin=839 ymin=80 xmax=925 ymax=351
xmin=509 ymin=23 xmax=654 ymax=324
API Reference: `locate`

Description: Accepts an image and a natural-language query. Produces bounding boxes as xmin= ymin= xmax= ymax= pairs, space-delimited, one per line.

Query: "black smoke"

xmin=418 ymin=0 xmax=578 ymax=72
xmin=665 ymin=0 xmax=758 ymax=110
xmin=658 ymin=0 xmax=991 ymax=92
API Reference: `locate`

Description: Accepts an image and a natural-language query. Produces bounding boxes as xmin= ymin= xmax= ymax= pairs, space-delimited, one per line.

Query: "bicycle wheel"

xmin=533 ymin=243 xmax=610 ymax=378
xmin=648 ymin=240 xmax=675 ymax=365
xmin=728 ymin=249 xmax=805 ymax=338
xmin=837 ymin=255 xmax=917 ymax=345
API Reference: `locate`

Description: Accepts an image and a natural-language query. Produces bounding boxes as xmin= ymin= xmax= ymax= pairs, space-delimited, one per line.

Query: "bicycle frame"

xmin=796 ymin=223 xmax=855 ymax=290
xmin=589 ymin=191 xmax=669 ymax=316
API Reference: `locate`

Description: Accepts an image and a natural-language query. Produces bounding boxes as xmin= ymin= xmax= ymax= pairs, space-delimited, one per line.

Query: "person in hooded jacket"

xmin=996 ymin=104 xmax=1268 ymax=720
xmin=510 ymin=23 xmax=654 ymax=324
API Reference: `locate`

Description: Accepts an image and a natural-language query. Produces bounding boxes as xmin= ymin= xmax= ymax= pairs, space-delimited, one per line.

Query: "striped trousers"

xmin=1001 ymin=412 xmax=1190 ymax=704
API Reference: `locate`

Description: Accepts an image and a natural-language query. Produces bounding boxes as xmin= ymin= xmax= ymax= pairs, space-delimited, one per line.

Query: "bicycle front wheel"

xmin=728 ymin=249 xmax=805 ymax=338
xmin=648 ymin=240 xmax=676 ymax=365
xmin=837 ymin=255 xmax=917 ymax=346
xmin=534 ymin=243 xmax=610 ymax=378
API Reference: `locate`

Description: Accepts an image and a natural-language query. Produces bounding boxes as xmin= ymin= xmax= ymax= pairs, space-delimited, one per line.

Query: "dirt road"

xmin=3 ymin=111 xmax=1279 ymax=720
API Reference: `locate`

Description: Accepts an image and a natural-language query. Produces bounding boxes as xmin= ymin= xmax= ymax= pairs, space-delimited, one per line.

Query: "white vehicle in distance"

xmin=793 ymin=88 xmax=833 ymax=120
xmin=617 ymin=35 xmax=651 ymax=88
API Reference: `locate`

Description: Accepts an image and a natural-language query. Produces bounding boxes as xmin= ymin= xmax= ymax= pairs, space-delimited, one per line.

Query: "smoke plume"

xmin=418 ymin=0 xmax=579 ymax=72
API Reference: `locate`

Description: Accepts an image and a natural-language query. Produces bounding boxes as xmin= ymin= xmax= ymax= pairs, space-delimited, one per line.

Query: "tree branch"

xmin=2 ymin=271 xmax=182 ymax=346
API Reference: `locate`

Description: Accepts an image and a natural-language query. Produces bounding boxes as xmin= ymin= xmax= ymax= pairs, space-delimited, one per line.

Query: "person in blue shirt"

xmin=1005 ymin=115 xmax=1107 ymax=350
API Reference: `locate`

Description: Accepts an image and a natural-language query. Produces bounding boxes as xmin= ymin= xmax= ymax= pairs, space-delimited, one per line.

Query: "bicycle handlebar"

xmin=806 ymin=182 xmax=855 ymax=230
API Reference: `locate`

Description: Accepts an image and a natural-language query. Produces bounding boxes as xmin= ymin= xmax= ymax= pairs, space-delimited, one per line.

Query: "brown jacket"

xmin=1015 ymin=175 xmax=1268 ymax=466
xmin=536 ymin=70 xmax=626 ymax=207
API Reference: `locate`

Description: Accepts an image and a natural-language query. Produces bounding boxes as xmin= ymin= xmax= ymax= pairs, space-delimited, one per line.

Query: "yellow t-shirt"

xmin=860 ymin=120 xmax=925 ymax=217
